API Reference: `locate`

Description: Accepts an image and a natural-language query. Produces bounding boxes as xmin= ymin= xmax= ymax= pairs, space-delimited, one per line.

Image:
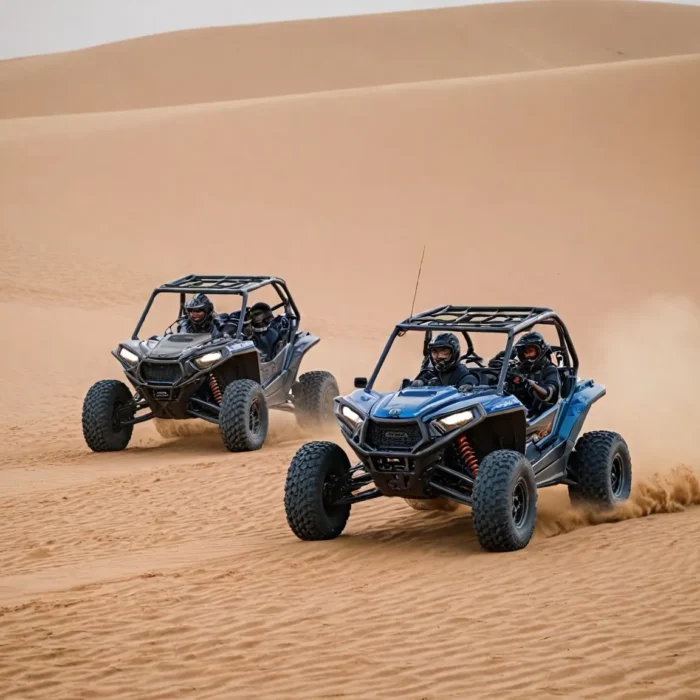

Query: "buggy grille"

xmin=369 ymin=456 xmax=415 ymax=473
xmin=141 ymin=362 xmax=182 ymax=384
xmin=365 ymin=420 xmax=422 ymax=451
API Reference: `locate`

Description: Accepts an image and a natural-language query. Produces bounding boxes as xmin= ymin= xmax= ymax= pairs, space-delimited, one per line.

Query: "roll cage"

xmin=131 ymin=274 xmax=301 ymax=341
xmin=364 ymin=305 xmax=579 ymax=395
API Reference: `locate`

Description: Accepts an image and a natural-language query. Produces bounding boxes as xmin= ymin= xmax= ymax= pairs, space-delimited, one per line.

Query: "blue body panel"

xmin=337 ymin=377 xmax=606 ymax=490
xmin=554 ymin=379 xmax=606 ymax=454
xmin=345 ymin=386 xmax=523 ymax=423
xmin=522 ymin=379 xmax=606 ymax=483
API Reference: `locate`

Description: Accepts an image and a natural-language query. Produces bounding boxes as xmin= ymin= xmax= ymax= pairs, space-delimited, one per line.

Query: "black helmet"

xmin=184 ymin=293 xmax=214 ymax=331
xmin=249 ymin=302 xmax=273 ymax=333
xmin=428 ymin=332 xmax=461 ymax=372
xmin=514 ymin=331 xmax=551 ymax=371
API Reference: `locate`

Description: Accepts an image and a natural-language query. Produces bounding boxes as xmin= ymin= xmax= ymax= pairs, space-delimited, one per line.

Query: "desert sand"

xmin=1 ymin=0 xmax=700 ymax=697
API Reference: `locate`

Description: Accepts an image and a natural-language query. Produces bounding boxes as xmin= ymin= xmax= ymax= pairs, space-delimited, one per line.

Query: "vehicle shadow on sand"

xmin=340 ymin=507 xmax=487 ymax=555
xmin=122 ymin=412 xmax=309 ymax=457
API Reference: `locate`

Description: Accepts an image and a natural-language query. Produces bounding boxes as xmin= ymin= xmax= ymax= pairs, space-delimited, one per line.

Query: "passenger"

xmin=248 ymin=302 xmax=291 ymax=362
xmin=508 ymin=331 xmax=561 ymax=415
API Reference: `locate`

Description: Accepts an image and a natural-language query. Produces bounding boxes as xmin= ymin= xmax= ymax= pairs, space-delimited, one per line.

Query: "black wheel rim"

xmin=249 ymin=399 xmax=261 ymax=435
xmin=112 ymin=401 xmax=127 ymax=433
xmin=322 ymin=470 xmax=344 ymax=516
xmin=512 ymin=478 xmax=530 ymax=529
xmin=611 ymin=454 xmax=625 ymax=498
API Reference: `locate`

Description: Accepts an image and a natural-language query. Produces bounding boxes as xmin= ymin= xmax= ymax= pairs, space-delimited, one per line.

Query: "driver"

xmin=509 ymin=331 xmax=561 ymax=415
xmin=177 ymin=293 xmax=230 ymax=338
xmin=413 ymin=332 xmax=476 ymax=389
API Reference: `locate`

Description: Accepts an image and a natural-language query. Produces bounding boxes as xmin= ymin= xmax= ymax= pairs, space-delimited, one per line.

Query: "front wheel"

xmin=82 ymin=379 xmax=135 ymax=452
xmin=219 ymin=379 xmax=269 ymax=452
xmin=568 ymin=430 xmax=632 ymax=509
xmin=471 ymin=450 xmax=538 ymax=552
xmin=284 ymin=441 xmax=352 ymax=540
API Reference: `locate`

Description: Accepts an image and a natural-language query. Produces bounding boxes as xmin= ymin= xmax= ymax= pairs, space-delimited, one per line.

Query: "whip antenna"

xmin=409 ymin=244 xmax=426 ymax=319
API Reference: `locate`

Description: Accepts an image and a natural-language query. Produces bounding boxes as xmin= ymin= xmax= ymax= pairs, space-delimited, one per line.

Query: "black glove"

xmin=410 ymin=379 xmax=425 ymax=387
xmin=507 ymin=370 xmax=528 ymax=387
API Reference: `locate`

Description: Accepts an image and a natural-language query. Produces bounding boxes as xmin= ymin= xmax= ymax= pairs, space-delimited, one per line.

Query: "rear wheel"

xmin=284 ymin=441 xmax=352 ymax=540
xmin=471 ymin=450 xmax=538 ymax=552
xmin=82 ymin=379 xmax=135 ymax=452
xmin=219 ymin=379 xmax=269 ymax=452
xmin=294 ymin=371 xmax=339 ymax=430
xmin=568 ymin=430 xmax=631 ymax=509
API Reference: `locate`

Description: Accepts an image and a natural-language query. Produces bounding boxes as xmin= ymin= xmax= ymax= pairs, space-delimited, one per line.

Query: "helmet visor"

xmin=430 ymin=347 xmax=452 ymax=362
xmin=517 ymin=344 xmax=539 ymax=362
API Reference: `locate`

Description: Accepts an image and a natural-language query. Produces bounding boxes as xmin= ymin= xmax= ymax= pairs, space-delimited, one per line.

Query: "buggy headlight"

xmin=340 ymin=405 xmax=362 ymax=427
xmin=119 ymin=347 xmax=139 ymax=364
xmin=435 ymin=409 xmax=474 ymax=431
xmin=194 ymin=351 xmax=222 ymax=368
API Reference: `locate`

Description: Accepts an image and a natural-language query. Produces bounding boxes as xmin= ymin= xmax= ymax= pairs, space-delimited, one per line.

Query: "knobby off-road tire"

xmin=82 ymin=379 xmax=135 ymax=452
xmin=284 ymin=441 xmax=352 ymax=540
xmin=294 ymin=371 xmax=339 ymax=430
xmin=219 ymin=379 xmax=269 ymax=452
xmin=471 ymin=450 xmax=538 ymax=552
xmin=568 ymin=430 xmax=632 ymax=509
xmin=404 ymin=497 xmax=460 ymax=513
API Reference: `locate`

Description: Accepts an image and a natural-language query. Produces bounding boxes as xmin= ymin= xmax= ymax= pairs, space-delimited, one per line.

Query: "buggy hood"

xmin=354 ymin=385 xmax=520 ymax=422
xmin=141 ymin=333 xmax=216 ymax=360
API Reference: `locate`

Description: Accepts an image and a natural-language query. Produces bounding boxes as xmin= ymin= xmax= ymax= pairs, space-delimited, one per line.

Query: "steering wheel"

xmin=505 ymin=369 xmax=530 ymax=391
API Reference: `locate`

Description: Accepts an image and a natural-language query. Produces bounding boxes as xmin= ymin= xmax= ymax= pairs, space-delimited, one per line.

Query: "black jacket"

xmin=252 ymin=327 xmax=280 ymax=362
xmin=176 ymin=313 xmax=231 ymax=339
xmin=251 ymin=315 xmax=291 ymax=362
xmin=416 ymin=362 xmax=476 ymax=389
xmin=511 ymin=362 xmax=561 ymax=414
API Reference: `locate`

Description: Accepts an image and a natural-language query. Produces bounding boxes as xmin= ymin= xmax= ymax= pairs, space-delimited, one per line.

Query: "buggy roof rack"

xmin=364 ymin=304 xmax=579 ymax=393
xmin=397 ymin=305 xmax=557 ymax=334
xmin=156 ymin=274 xmax=286 ymax=294
xmin=131 ymin=274 xmax=300 ymax=340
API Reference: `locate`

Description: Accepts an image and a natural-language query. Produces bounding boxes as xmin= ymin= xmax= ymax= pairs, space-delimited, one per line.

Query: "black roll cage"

xmin=365 ymin=305 xmax=579 ymax=395
xmin=131 ymin=274 xmax=301 ymax=341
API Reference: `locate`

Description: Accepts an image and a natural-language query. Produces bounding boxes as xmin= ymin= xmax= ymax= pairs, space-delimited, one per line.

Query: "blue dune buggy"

xmin=283 ymin=305 xmax=632 ymax=552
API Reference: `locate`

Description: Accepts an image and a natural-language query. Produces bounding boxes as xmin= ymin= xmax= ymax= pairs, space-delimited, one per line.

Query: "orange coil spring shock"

xmin=208 ymin=375 xmax=223 ymax=405
xmin=455 ymin=434 xmax=479 ymax=477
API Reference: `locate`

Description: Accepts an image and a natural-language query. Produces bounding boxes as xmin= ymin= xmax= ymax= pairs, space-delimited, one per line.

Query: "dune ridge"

xmin=2 ymin=0 xmax=700 ymax=697
xmin=2 ymin=52 xmax=698 ymax=313
xmin=3 ymin=48 xmax=699 ymax=130
xmin=3 ymin=0 xmax=700 ymax=118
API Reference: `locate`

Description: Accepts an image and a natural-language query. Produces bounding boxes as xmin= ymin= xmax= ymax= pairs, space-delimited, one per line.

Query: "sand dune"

xmin=2 ymin=50 xmax=699 ymax=461
xmin=2 ymin=0 xmax=700 ymax=697
xmin=3 ymin=0 xmax=700 ymax=118
xmin=2 ymin=52 xmax=698 ymax=325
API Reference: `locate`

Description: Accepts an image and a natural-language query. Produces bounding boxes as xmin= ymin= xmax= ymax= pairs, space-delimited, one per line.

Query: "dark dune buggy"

xmin=284 ymin=305 xmax=632 ymax=552
xmin=82 ymin=275 xmax=339 ymax=453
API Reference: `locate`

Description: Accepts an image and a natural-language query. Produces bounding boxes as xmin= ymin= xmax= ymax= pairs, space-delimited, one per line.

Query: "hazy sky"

xmin=0 ymin=0 xmax=510 ymax=60
xmin=1 ymin=0 xmax=697 ymax=61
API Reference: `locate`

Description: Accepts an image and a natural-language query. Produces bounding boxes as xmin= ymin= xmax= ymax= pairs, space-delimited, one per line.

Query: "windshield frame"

xmin=364 ymin=309 xmax=578 ymax=395
xmin=131 ymin=276 xmax=299 ymax=341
